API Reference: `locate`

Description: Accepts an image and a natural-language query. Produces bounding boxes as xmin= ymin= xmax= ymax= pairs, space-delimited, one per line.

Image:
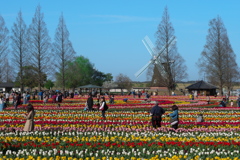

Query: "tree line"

xmin=0 ymin=5 xmax=113 ymax=92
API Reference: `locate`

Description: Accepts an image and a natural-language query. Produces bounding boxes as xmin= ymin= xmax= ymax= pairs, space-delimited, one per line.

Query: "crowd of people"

xmin=1 ymin=89 xmax=240 ymax=132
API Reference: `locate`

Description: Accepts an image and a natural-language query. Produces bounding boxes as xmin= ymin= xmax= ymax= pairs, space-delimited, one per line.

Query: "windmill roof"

xmin=185 ymin=80 xmax=218 ymax=90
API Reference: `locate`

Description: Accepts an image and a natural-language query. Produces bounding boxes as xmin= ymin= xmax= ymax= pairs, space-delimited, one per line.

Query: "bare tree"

xmin=0 ymin=15 xmax=9 ymax=82
xmin=115 ymin=73 xmax=133 ymax=93
xmin=11 ymin=10 xmax=28 ymax=90
xmin=224 ymin=39 xmax=239 ymax=92
xmin=53 ymin=13 xmax=76 ymax=91
xmin=28 ymin=5 xmax=51 ymax=90
xmin=2 ymin=58 xmax=15 ymax=82
xmin=151 ymin=7 xmax=187 ymax=95
xmin=198 ymin=16 xmax=239 ymax=95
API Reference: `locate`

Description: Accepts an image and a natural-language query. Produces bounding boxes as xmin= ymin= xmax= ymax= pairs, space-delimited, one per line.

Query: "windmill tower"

xmin=135 ymin=36 xmax=176 ymax=88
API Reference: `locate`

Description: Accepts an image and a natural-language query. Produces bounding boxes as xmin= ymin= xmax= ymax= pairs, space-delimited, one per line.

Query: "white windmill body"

xmin=135 ymin=35 xmax=176 ymax=80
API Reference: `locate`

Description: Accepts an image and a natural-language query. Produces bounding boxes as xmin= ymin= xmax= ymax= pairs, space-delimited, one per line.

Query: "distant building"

xmin=0 ymin=82 xmax=20 ymax=93
xmin=185 ymin=80 xmax=218 ymax=96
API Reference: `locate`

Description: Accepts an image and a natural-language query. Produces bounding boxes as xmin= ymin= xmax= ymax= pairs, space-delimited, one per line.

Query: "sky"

xmin=1 ymin=0 xmax=240 ymax=82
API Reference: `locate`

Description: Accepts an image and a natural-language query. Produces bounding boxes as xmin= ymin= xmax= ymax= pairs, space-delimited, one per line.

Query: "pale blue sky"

xmin=1 ymin=0 xmax=240 ymax=82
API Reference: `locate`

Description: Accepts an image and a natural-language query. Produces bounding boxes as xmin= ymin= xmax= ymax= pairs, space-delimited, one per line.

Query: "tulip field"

xmin=1 ymin=95 xmax=240 ymax=160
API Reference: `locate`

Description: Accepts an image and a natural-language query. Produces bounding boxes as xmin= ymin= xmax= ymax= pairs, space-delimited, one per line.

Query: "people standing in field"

xmin=22 ymin=104 xmax=35 ymax=132
xmin=99 ymin=96 xmax=108 ymax=119
xmin=5 ymin=92 xmax=9 ymax=106
xmin=206 ymin=96 xmax=210 ymax=104
xmin=22 ymin=92 xmax=27 ymax=104
xmin=70 ymin=92 xmax=74 ymax=98
xmin=43 ymin=94 xmax=49 ymax=105
xmin=230 ymin=100 xmax=234 ymax=107
xmin=219 ymin=98 xmax=227 ymax=107
xmin=138 ymin=91 xmax=141 ymax=98
xmin=26 ymin=92 xmax=30 ymax=104
xmin=132 ymin=90 xmax=136 ymax=98
xmin=86 ymin=93 xmax=93 ymax=111
xmin=52 ymin=92 xmax=57 ymax=103
xmin=14 ymin=92 xmax=21 ymax=110
xmin=109 ymin=94 xmax=114 ymax=104
xmin=56 ymin=92 xmax=63 ymax=107
xmin=0 ymin=94 xmax=4 ymax=111
xmin=150 ymin=101 xmax=165 ymax=128
xmin=168 ymin=105 xmax=179 ymax=130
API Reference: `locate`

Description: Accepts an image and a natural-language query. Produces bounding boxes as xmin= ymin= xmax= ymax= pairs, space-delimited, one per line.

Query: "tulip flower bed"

xmin=1 ymin=95 xmax=240 ymax=159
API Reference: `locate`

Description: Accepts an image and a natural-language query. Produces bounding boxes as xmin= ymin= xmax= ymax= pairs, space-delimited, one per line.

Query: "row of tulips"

xmin=1 ymin=109 xmax=240 ymax=122
xmin=1 ymin=109 xmax=240 ymax=120
xmin=4 ymin=101 xmax=210 ymax=111
xmin=1 ymin=131 xmax=240 ymax=159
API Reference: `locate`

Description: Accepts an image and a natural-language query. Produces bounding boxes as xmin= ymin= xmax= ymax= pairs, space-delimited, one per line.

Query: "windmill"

xmin=134 ymin=35 xmax=176 ymax=80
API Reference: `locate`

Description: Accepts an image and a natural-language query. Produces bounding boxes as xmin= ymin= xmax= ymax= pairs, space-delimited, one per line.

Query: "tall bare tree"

xmin=2 ymin=58 xmax=15 ymax=82
xmin=28 ymin=5 xmax=51 ymax=90
xmin=151 ymin=7 xmax=187 ymax=95
xmin=198 ymin=16 xmax=239 ymax=95
xmin=53 ymin=13 xmax=76 ymax=91
xmin=11 ymin=10 xmax=28 ymax=90
xmin=0 ymin=15 xmax=9 ymax=82
xmin=224 ymin=40 xmax=239 ymax=92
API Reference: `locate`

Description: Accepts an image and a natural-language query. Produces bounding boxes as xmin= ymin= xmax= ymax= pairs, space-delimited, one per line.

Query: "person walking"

xmin=86 ymin=93 xmax=93 ymax=111
xmin=168 ymin=105 xmax=179 ymax=130
xmin=22 ymin=104 xmax=35 ymax=132
xmin=99 ymin=96 xmax=108 ymax=119
xmin=150 ymin=101 xmax=165 ymax=128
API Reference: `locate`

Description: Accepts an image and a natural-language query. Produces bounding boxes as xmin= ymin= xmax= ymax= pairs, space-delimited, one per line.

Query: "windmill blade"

xmin=142 ymin=36 xmax=157 ymax=57
xmin=135 ymin=60 xmax=154 ymax=78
